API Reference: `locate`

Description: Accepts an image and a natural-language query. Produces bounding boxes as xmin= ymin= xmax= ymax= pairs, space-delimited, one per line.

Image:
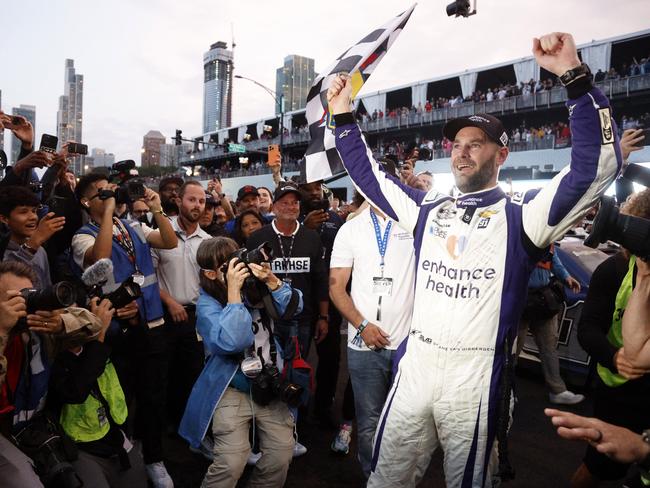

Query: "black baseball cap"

xmin=274 ymin=182 xmax=302 ymax=202
xmin=442 ymin=114 xmax=509 ymax=147
xmin=237 ymin=185 xmax=259 ymax=201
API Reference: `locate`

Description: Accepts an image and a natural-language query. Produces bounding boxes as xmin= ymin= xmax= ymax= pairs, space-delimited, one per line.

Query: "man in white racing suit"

xmin=326 ymin=32 xmax=622 ymax=487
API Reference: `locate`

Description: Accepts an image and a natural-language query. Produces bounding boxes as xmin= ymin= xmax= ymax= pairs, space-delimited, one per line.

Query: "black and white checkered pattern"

xmin=301 ymin=4 xmax=416 ymax=183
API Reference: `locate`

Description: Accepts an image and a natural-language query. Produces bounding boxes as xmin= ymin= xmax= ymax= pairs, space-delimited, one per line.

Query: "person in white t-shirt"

xmin=329 ymin=194 xmax=416 ymax=479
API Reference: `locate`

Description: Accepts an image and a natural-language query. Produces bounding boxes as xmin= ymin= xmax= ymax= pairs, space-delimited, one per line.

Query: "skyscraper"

xmin=275 ymin=55 xmax=315 ymax=114
xmin=142 ymin=130 xmax=166 ymax=167
xmin=56 ymin=59 xmax=84 ymax=173
xmin=90 ymin=148 xmax=116 ymax=168
xmin=10 ymin=105 xmax=36 ymax=164
xmin=202 ymin=41 xmax=233 ymax=134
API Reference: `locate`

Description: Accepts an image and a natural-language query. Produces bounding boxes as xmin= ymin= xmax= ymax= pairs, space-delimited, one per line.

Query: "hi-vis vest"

xmin=60 ymin=361 xmax=127 ymax=443
xmin=597 ymin=255 xmax=636 ymax=388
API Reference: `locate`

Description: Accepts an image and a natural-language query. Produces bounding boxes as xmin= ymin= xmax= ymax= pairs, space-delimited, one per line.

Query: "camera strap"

xmin=261 ymin=288 xmax=301 ymax=322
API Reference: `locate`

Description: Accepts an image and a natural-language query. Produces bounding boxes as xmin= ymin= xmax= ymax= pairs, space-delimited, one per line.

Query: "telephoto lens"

xmin=21 ymin=282 xmax=76 ymax=313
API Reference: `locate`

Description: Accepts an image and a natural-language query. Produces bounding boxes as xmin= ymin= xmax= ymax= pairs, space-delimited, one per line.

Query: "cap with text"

xmin=442 ymin=114 xmax=509 ymax=147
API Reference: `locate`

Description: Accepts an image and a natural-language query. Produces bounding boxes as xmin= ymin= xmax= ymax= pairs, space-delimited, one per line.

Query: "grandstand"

xmin=181 ymin=29 xmax=650 ymax=198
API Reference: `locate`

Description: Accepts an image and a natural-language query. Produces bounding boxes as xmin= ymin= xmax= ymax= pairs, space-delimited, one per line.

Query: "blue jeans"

xmin=348 ymin=347 xmax=395 ymax=479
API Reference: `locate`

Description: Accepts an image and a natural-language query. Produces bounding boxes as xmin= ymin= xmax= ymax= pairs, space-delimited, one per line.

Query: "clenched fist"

xmin=327 ymin=74 xmax=354 ymax=115
xmin=532 ymin=32 xmax=581 ymax=77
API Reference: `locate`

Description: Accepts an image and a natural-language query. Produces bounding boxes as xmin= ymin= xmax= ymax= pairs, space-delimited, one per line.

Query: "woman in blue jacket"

xmin=179 ymin=237 xmax=302 ymax=488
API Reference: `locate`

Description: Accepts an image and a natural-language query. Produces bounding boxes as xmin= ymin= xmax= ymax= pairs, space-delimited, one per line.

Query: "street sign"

xmin=228 ymin=143 xmax=246 ymax=153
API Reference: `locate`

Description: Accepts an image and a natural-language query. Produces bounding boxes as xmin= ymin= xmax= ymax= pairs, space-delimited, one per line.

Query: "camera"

xmin=21 ymin=282 xmax=76 ymax=313
xmin=108 ymin=160 xmax=146 ymax=205
xmin=66 ymin=142 xmax=88 ymax=156
xmin=222 ymin=242 xmax=274 ymax=306
xmin=39 ymin=134 xmax=58 ymax=156
xmin=13 ymin=283 xmax=76 ymax=333
xmin=87 ymin=277 xmax=142 ymax=310
xmin=224 ymin=242 xmax=274 ymax=271
xmin=304 ymin=198 xmax=330 ymax=213
xmin=251 ymin=363 xmax=304 ymax=408
xmin=584 ymin=196 xmax=650 ymax=259
xmin=446 ymin=0 xmax=476 ymax=17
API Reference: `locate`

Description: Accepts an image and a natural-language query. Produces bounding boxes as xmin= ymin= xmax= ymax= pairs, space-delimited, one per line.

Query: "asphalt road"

xmin=163 ymin=338 xmax=636 ymax=488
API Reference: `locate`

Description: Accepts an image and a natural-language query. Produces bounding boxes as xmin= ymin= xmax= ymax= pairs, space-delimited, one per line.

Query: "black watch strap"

xmin=559 ymin=63 xmax=592 ymax=87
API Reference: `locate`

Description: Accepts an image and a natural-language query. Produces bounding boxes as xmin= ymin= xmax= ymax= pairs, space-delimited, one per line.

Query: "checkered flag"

xmin=300 ymin=4 xmax=416 ymax=183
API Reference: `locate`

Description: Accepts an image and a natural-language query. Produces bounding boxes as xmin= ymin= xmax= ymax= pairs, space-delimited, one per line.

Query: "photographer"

xmin=575 ymin=188 xmax=650 ymax=487
xmin=48 ymin=297 xmax=148 ymax=487
xmin=0 ymin=262 xmax=44 ymax=488
xmin=0 ymin=186 xmax=65 ymax=289
xmin=71 ymin=172 xmax=177 ymax=487
xmin=179 ymin=237 xmax=303 ymax=488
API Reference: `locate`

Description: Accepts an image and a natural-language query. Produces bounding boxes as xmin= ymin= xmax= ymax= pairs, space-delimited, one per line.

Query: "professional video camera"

xmin=81 ymin=259 xmax=143 ymax=309
xmin=585 ymin=163 xmax=650 ymax=259
xmin=221 ymin=242 xmax=274 ymax=305
xmin=99 ymin=160 xmax=146 ymax=205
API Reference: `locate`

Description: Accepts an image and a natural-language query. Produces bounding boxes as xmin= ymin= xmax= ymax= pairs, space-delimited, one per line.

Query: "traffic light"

xmin=175 ymin=129 xmax=182 ymax=146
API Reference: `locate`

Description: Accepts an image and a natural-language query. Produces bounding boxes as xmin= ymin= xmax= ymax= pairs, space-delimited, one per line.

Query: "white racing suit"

xmin=333 ymin=87 xmax=621 ymax=487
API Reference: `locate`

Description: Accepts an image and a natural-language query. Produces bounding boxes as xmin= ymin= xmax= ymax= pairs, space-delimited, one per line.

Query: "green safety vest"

xmin=596 ymin=255 xmax=636 ymax=388
xmin=60 ymin=360 xmax=128 ymax=443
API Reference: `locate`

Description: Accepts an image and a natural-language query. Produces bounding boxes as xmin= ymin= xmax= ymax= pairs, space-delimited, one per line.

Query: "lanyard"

xmin=276 ymin=232 xmax=295 ymax=279
xmin=91 ymin=217 xmax=137 ymax=266
xmin=369 ymin=209 xmax=392 ymax=276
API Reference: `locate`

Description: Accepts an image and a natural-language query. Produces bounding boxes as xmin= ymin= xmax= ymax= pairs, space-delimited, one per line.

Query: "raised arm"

xmin=329 ymin=75 xmax=426 ymax=234
xmin=522 ymin=33 xmax=622 ymax=249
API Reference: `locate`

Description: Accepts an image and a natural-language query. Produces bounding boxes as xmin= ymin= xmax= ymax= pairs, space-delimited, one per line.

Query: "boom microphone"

xmin=81 ymin=258 xmax=114 ymax=287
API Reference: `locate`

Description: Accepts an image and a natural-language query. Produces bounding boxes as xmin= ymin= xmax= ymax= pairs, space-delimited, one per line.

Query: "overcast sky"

xmin=1 ymin=0 xmax=649 ymax=163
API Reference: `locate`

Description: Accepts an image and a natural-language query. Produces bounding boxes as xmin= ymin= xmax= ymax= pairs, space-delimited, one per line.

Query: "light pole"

xmin=234 ymin=75 xmax=285 ymax=154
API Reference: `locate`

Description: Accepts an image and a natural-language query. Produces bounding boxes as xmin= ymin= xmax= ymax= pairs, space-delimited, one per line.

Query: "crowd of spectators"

xmin=1 ymin=66 xmax=649 ymax=487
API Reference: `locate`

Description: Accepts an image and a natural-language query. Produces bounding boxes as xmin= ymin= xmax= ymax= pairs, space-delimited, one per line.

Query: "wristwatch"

xmin=559 ymin=63 xmax=591 ymax=86
xmin=318 ymin=314 xmax=329 ymax=321
xmin=151 ymin=208 xmax=168 ymax=218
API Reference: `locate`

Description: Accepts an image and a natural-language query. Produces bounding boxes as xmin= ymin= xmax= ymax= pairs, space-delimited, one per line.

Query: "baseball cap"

xmin=237 ymin=185 xmax=259 ymax=201
xmin=442 ymin=114 xmax=509 ymax=147
xmin=274 ymin=181 xmax=302 ymax=202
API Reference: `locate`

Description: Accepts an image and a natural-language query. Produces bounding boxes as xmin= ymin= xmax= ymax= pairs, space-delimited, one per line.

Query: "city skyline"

xmin=1 ymin=0 xmax=648 ymax=165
